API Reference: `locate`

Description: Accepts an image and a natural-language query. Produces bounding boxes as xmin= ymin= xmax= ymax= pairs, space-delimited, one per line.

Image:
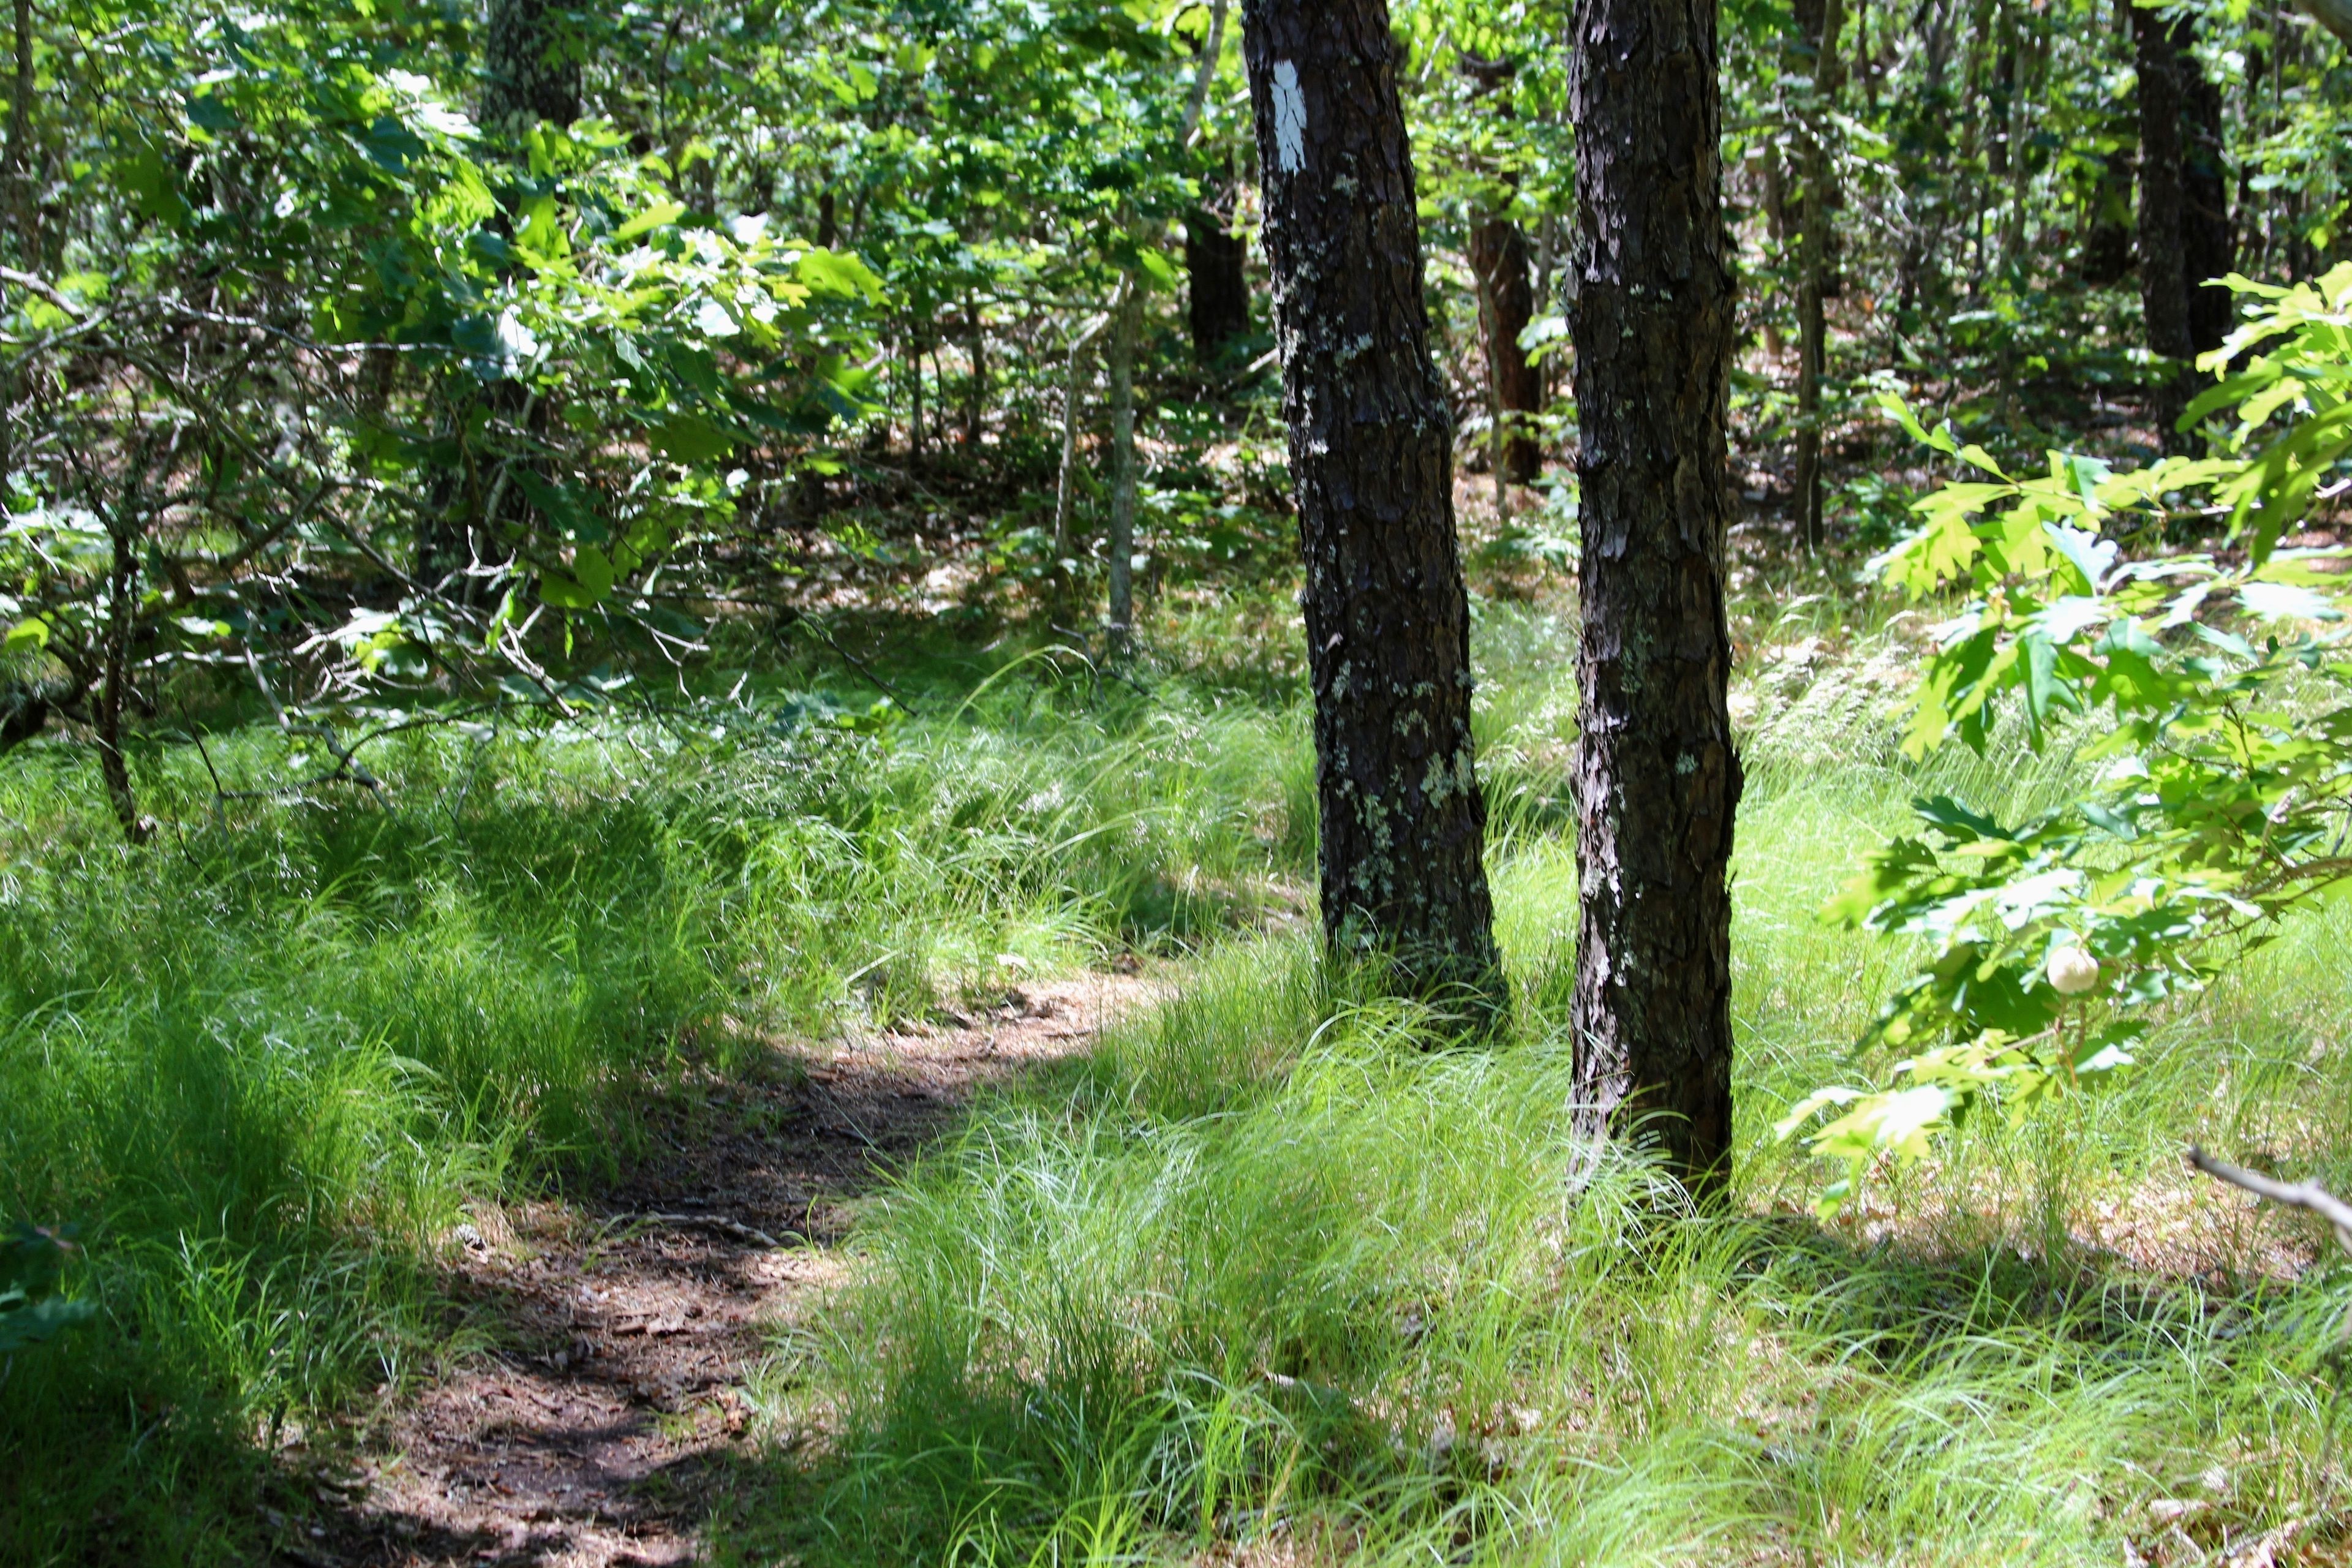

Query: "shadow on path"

xmin=282 ymin=973 xmax=1153 ymax=1568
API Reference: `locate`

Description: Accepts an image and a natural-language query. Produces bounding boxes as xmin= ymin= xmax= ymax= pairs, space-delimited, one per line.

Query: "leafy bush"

xmin=1783 ymin=264 xmax=2352 ymax=1209
xmin=0 ymin=1223 xmax=92 ymax=1354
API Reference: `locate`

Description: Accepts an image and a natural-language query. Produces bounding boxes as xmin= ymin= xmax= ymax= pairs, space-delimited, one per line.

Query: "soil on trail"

xmin=307 ymin=973 xmax=1147 ymax=1568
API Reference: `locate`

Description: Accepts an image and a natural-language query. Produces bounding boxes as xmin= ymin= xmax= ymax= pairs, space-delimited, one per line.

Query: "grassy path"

xmin=311 ymin=974 xmax=1153 ymax=1567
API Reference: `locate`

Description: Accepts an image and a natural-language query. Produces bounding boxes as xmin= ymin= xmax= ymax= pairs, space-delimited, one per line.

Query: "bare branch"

xmin=2188 ymin=1145 xmax=2352 ymax=1256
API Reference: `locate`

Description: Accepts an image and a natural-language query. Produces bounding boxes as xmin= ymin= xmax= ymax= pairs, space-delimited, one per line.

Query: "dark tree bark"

xmin=1239 ymin=0 xmax=1502 ymax=1005
xmin=1469 ymin=216 xmax=1544 ymax=484
xmin=481 ymin=0 xmax=581 ymax=143
xmin=2132 ymin=6 xmax=2231 ymax=450
xmin=1567 ymin=0 xmax=1743 ymax=1193
xmin=1790 ymin=0 xmax=1846 ymax=551
xmin=2179 ymin=56 xmax=2234 ymax=355
xmin=1186 ymin=169 xmax=1253 ymax=364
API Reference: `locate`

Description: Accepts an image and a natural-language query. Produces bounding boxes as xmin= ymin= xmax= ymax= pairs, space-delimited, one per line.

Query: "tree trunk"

xmin=7 ymin=0 xmax=31 ymax=260
xmin=1182 ymin=0 xmax=1249 ymax=366
xmin=907 ymin=325 xmax=927 ymax=462
xmin=1185 ymin=180 xmax=1253 ymax=365
xmin=2178 ymin=46 xmax=2234 ymax=356
xmin=1568 ymin=0 xmax=1743 ymax=1193
xmin=963 ymin=289 xmax=986 ymax=445
xmin=1894 ymin=0 xmax=1953 ymax=318
xmin=1792 ymin=0 xmax=1846 ymax=552
xmin=98 ymin=523 xmax=149 ymax=843
xmin=1054 ymin=309 xmax=1110 ymax=573
xmin=481 ymin=0 xmax=581 ymax=143
xmin=1240 ymin=0 xmax=1502 ymax=1005
xmin=1469 ymin=216 xmax=1544 ymax=484
xmin=2132 ymin=5 xmax=2201 ymax=450
xmin=1105 ymin=282 xmax=1140 ymax=651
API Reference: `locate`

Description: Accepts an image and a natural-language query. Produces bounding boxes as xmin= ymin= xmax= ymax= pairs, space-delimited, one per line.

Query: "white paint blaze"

xmin=1271 ymin=60 xmax=1306 ymax=173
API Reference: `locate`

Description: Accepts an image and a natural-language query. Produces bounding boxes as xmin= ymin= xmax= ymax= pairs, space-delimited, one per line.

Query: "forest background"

xmin=5 ymin=0 xmax=2352 ymax=1563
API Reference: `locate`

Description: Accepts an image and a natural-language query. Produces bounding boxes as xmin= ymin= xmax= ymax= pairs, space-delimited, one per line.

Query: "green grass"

xmin=743 ymin=920 xmax=2349 ymax=1566
xmin=5 ymin=595 xmax=2350 ymax=1566
xmin=0 ymin=634 xmax=1313 ymax=1564
xmin=726 ymin=604 xmax=2352 ymax=1566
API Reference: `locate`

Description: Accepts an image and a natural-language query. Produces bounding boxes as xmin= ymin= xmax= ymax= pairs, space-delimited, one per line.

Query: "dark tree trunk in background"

xmin=1568 ymin=0 xmax=1744 ymax=1193
xmin=1791 ymin=0 xmax=1845 ymax=551
xmin=1469 ymin=216 xmax=1544 ymax=484
xmin=2132 ymin=6 xmax=2192 ymax=381
xmin=2179 ymin=56 xmax=2234 ymax=355
xmin=963 ymin=290 xmax=987 ymax=444
xmin=450 ymin=0 xmax=580 ymax=592
xmin=481 ymin=0 xmax=581 ymax=141
xmin=2132 ymin=6 xmax=2230 ymax=450
xmin=1240 ymin=0 xmax=1502 ymax=1005
xmin=1185 ymin=168 xmax=1253 ymax=364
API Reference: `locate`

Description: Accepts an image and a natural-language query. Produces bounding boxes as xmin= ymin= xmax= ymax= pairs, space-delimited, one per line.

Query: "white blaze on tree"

xmin=1271 ymin=61 xmax=1306 ymax=172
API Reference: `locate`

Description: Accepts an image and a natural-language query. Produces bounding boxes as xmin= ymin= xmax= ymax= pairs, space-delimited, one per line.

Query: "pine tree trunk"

xmin=1469 ymin=216 xmax=1544 ymax=484
xmin=1105 ymin=283 xmax=1140 ymax=651
xmin=1568 ymin=0 xmax=1744 ymax=1193
xmin=2178 ymin=50 xmax=2234 ymax=355
xmin=1792 ymin=0 xmax=1845 ymax=551
xmin=2132 ymin=4 xmax=2199 ymax=451
xmin=1053 ymin=310 xmax=1110 ymax=573
xmin=1240 ymin=0 xmax=1502 ymax=1005
xmin=963 ymin=290 xmax=986 ymax=445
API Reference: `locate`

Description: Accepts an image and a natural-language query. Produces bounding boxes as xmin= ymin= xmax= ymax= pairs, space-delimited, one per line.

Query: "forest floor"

xmin=306 ymin=973 xmax=1157 ymax=1568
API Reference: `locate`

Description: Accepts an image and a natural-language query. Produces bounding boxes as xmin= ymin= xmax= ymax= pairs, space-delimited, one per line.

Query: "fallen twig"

xmin=624 ymin=1211 xmax=786 ymax=1250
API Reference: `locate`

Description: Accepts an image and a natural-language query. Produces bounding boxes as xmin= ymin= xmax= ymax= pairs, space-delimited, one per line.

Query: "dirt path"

xmin=298 ymin=974 xmax=1147 ymax=1568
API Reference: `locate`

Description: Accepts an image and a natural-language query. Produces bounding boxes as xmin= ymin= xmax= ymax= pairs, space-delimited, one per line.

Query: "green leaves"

xmin=0 ymin=1223 xmax=94 ymax=1354
xmin=1785 ymin=273 xmax=2352 ymax=1212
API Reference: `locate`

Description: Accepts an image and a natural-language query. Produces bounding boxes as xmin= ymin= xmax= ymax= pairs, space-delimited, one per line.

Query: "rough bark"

xmin=1568 ymin=0 xmax=1743 ymax=1192
xmin=1469 ymin=216 xmax=1544 ymax=484
xmin=1239 ymin=0 xmax=1502 ymax=1004
xmin=1792 ymin=0 xmax=1846 ymax=551
xmin=481 ymin=0 xmax=581 ymax=143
